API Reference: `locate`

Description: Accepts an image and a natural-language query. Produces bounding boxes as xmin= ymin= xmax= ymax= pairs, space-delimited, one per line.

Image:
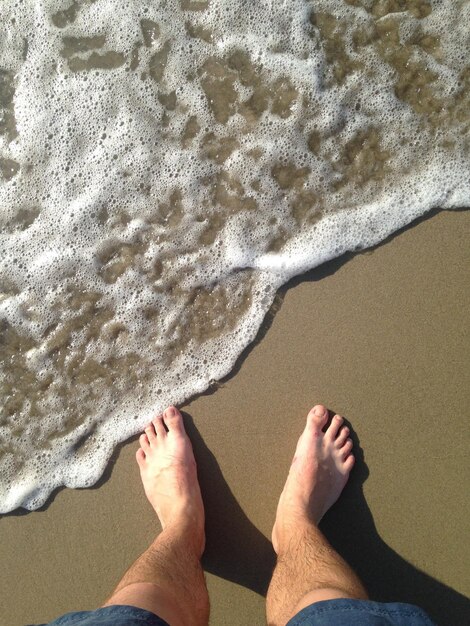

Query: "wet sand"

xmin=1 ymin=208 xmax=469 ymax=626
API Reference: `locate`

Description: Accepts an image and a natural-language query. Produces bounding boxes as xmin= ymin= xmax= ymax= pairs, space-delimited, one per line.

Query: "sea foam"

xmin=0 ymin=0 xmax=468 ymax=512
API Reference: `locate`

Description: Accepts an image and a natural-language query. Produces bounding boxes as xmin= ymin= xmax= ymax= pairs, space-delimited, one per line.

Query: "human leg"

xmin=103 ymin=406 xmax=209 ymax=626
xmin=266 ymin=405 xmax=367 ymax=626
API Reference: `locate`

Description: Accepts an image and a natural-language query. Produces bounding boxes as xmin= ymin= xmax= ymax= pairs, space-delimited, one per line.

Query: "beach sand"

xmin=1 ymin=208 xmax=469 ymax=626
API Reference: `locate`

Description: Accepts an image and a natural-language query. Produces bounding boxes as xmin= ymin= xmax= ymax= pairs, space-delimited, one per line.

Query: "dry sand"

xmin=1 ymin=209 xmax=469 ymax=626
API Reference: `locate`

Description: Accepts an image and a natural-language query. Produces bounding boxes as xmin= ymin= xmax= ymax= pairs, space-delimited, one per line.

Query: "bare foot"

xmin=136 ymin=406 xmax=205 ymax=556
xmin=272 ymin=405 xmax=355 ymax=554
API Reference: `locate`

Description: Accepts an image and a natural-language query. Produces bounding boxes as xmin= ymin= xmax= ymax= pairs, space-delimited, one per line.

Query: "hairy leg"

xmin=266 ymin=405 xmax=367 ymax=626
xmin=103 ymin=406 xmax=209 ymax=626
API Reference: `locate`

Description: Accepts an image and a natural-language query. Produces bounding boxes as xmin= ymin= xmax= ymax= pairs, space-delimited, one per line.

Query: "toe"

xmin=343 ymin=454 xmax=355 ymax=472
xmin=340 ymin=438 xmax=353 ymax=458
xmin=163 ymin=406 xmax=185 ymax=435
xmin=307 ymin=404 xmax=329 ymax=431
xmin=325 ymin=414 xmax=343 ymax=441
xmin=139 ymin=433 xmax=150 ymax=452
xmin=145 ymin=423 xmax=156 ymax=442
xmin=136 ymin=448 xmax=146 ymax=467
xmin=335 ymin=425 xmax=350 ymax=447
xmin=153 ymin=414 xmax=167 ymax=438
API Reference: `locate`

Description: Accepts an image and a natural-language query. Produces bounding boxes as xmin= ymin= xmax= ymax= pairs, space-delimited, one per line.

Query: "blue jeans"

xmin=40 ymin=598 xmax=436 ymax=625
xmin=285 ymin=598 xmax=436 ymax=625
xmin=37 ymin=605 xmax=169 ymax=626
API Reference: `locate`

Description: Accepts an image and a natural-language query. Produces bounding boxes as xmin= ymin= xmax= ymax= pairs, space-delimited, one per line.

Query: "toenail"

xmin=167 ymin=406 xmax=175 ymax=416
xmin=314 ymin=406 xmax=326 ymax=417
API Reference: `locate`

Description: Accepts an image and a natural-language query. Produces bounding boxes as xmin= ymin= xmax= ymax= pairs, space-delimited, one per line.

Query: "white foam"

xmin=0 ymin=0 xmax=468 ymax=512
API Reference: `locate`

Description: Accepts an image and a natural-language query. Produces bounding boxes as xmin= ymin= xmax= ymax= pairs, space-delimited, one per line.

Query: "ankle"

xmin=274 ymin=513 xmax=319 ymax=555
xmin=158 ymin=518 xmax=205 ymax=558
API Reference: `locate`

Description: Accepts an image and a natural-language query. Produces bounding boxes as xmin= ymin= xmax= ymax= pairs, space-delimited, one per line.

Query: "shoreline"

xmin=1 ymin=209 xmax=469 ymax=626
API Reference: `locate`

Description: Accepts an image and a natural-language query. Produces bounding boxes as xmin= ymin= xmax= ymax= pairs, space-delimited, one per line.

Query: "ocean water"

xmin=0 ymin=0 xmax=468 ymax=513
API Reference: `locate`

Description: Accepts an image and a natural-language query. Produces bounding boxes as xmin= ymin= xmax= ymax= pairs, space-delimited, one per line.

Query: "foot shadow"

xmin=321 ymin=427 xmax=470 ymax=626
xmin=182 ymin=412 xmax=276 ymax=596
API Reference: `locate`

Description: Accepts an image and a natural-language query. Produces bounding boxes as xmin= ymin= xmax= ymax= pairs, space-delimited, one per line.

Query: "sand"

xmin=1 ymin=208 xmax=469 ymax=626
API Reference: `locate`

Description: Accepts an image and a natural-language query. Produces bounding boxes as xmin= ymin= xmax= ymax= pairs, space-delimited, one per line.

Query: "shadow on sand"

xmin=182 ymin=411 xmax=470 ymax=626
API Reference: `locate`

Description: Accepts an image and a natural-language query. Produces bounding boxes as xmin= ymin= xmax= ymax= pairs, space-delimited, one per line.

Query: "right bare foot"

xmin=136 ymin=406 xmax=205 ymax=557
xmin=272 ymin=405 xmax=354 ymax=554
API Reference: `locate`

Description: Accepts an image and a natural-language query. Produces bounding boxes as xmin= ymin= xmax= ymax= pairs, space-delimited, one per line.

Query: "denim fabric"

xmin=36 ymin=604 xmax=169 ymax=626
xmin=286 ymin=598 xmax=436 ymax=626
xmin=37 ymin=598 xmax=436 ymax=626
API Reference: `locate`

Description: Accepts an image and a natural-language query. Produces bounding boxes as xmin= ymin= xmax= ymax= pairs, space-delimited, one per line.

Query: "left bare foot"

xmin=136 ymin=406 xmax=205 ymax=556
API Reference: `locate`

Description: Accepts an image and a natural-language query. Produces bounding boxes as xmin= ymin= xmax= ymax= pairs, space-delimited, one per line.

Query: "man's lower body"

xmin=42 ymin=405 xmax=435 ymax=626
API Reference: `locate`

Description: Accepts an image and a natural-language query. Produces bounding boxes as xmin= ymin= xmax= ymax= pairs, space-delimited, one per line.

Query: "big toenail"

xmin=167 ymin=407 xmax=175 ymax=416
xmin=314 ymin=406 xmax=326 ymax=417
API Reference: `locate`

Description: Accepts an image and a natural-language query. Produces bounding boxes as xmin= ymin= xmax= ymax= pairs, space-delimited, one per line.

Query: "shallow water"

xmin=0 ymin=0 xmax=468 ymax=513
